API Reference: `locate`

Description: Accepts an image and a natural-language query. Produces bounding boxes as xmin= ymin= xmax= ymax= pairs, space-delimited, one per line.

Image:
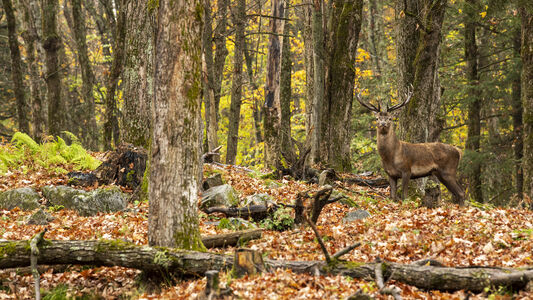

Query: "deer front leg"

xmin=401 ymin=172 xmax=411 ymax=201
xmin=389 ymin=176 xmax=398 ymax=201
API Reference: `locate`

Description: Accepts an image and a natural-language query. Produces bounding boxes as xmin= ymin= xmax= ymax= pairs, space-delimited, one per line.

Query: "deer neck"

xmin=376 ymin=125 xmax=400 ymax=161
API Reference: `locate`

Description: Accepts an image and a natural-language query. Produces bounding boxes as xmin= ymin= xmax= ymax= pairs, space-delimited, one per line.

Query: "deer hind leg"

xmin=401 ymin=172 xmax=410 ymax=201
xmin=436 ymin=172 xmax=465 ymax=206
xmin=389 ymin=176 xmax=398 ymax=201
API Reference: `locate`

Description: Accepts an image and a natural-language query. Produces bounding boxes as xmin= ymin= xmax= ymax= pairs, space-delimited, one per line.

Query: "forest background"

xmin=1 ymin=0 xmax=533 ymax=207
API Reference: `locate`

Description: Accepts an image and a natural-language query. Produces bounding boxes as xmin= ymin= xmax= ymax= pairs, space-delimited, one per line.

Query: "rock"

xmin=202 ymin=173 xmax=223 ymax=191
xmin=200 ymin=184 xmax=239 ymax=210
xmin=343 ymin=209 xmax=371 ymax=223
xmin=26 ymin=208 xmax=55 ymax=225
xmin=67 ymin=171 xmax=98 ymax=187
xmin=218 ymin=217 xmax=257 ymax=230
xmin=318 ymin=169 xmax=338 ymax=186
xmin=242 ymin=193 xmax=273 ymax=207
xmin=0 ymin=187 xmax=40 ymax=211
xmin=42 ymin=185 xmax=127 ymax=216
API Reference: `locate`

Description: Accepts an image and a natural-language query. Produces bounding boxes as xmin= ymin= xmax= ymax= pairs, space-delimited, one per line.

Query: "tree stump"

xmin=232 ymin=248 xmax=265 ymax=277
xmin=93 ymin=143 xmax=147 ymax=189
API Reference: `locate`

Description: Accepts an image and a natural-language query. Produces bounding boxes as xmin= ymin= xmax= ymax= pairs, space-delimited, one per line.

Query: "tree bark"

xmin=511 ymin=29 xmax=523 ymax=200
xmin=122 ymin=0 xmax=155 ymax=149
xmin=279 ymin=1 xmax=294 ymax=163
xmin=310 ymin=0 xmax=324 ymax=165
xmin=396 ymin=0 xmax=446 ymax=144
xmin=225 ymin=0 xmax=246 ymax=165
xmin=3 ymin=0 xmax=30 ymax=134
xmin=103 ymin=0 xmax=126 ymax=150
xmin=263 ymin=0 xmax=284 ymax=169
xmin=20 ymin=0 xmax=45 ymax=141
xmin=202 ymin=0 xmax=219 ymax=155
xmin=42 ymin=0 xmax=63 ymax=137
xmin=213 ymin=0 xmax=229 ymax=119
xmin=321 ymin=0 xmax=363 ymax=171
xmin=301 ymin=4 xmax=314 ymax=153
xmin=150 ymin=0 xmax=205 ymax=250
xmin=519 ymin=3 xmax=533 ymax=208
xmin=70 ymin=0 xmax=98 ymax=149
xmin=464 ymin=0 xmax=483 ymax=203
xmin=1 ymin=240 xmax=532 ymax=293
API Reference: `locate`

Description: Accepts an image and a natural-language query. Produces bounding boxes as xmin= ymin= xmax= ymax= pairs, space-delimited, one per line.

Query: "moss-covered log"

xmin=1 ymin=240 xmax=532 ymax=293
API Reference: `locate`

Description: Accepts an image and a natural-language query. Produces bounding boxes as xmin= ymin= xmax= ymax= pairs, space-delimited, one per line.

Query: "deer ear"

xmin=372 ymin=111 xmax=379 ymax=117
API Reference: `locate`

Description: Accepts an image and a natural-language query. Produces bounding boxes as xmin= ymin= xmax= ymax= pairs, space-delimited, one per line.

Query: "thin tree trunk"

xmin=279 ymin=1 xmax=293 ymax=162
xmin=310 ymin=0 xmax=324 ymax=165
xmin=519 ymin=3 xmax=533 ymax=208
xmin=103 ymin=0 xmax=126 ymax=150
xmin=464 ymin=0 xmax=482 ymax=203
xmin=512 ymin=29 xmax=523 ymax=200
xmin=203 ymin=0 xmax=219 ymax=154
xmin=20 ymin=0 xmax=45 ymax=141
xmin=2 ymin=0 xmax=30 ymax=134
xmin=70 ymin=0 xmax=98 ymax=149
xmin=263 ymin=0 xmax=284 ymax=169
xmin=301 ymin=4 xmax=314 ymax=153
xmin=122 ymin=0 xmax=155 ymax=149
xmin=368 ymin=0 xmax=382 ymax=77
xmin=42 ymin=0 xmax=63 ymax=137
xmin=150 ymin=0 xmax=205 ymax=250
xmin=213 ymin=0 xmax=229 ymax=118
xmin=225 ymin=0 xmax=246 ymax=165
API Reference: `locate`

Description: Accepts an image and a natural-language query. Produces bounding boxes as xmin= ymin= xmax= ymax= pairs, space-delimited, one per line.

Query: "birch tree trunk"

xmin=149 ymin=0 xmax=205 ymax=250
xmin=3 ymin=0 xmax=30 ymax=134
xmin=225 ymin=0 xmax=246 ymax=165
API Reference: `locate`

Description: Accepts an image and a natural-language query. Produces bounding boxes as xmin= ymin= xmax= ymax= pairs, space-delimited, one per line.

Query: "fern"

xmin=11 ymin=132 xmax=40 ymax=153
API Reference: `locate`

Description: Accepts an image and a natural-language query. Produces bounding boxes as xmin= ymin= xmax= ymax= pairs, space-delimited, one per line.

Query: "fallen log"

xmin=201 ymin=229 xmax=263 ymax=248
xmin=0 ymin=240 xmax=532 ymax=293
xmin=203 ymin=205 xmax=275 ymax=221
xmin=344 ymin=177 xmax=389 ymax=188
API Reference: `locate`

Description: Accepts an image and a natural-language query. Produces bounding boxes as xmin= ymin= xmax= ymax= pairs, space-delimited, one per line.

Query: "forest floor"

xmin=1 ymin=161 xmax=532 ymax=299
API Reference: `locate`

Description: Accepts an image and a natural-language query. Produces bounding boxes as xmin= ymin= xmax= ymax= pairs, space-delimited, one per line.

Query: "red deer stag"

xmin=356 ymin=87 xmax=465 ymax=205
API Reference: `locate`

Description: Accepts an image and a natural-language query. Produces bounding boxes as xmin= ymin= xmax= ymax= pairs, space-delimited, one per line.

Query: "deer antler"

xmin=386 ymin=84 xmax=413 ymax=112
xmin=356 ymin=89 xmax=381 ymax=113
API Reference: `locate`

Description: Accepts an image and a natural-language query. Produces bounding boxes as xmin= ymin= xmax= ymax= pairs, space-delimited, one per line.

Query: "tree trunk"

xmin=279 ymin=1 xmax=294 ymax=163
xmin=464 ymin=0 xmax=483 ymax=203
xmin=396 ymin=0 xmax=446 ymax=144
xmin=321 ymin=0 xmax=363 ymax=171
xmin=122 ymin=0 xmax=155 ymax=149
xmin=3 ymin=0 xmax=30 ymax=134
xmin=150 ymin=0 xmax=205 ymax=250
xmin=225 ymin=0 xmax=246 ymax=165
xmin=202 ymin=0 xmax=219 ymax=155
xmin=263 ymin=0 xmax=284 ymax=169
xmin=367 ymin=0 xmax=382 ymax=77
xmin=70 ymin=0 xmax=98 ymax=149
xmin=1 ymin=240 xmax=532 ymax=293
xmin=520 ymin=3 xmax=533 ymax=208
xmin=42 ymin=0 xmax=63 ymax=137
xmin=20 ymin=0 xmax=45 ymax=141
xmin=310 ymin=0 xmax=324 ymax=165
xmin=512 ymin=29 xmax=523 ymax=200
xmin=103 ymin=0 xmax=126 ymax=150
xmin=301 ymin=4 xmax=314 ymax=153
xmin=213 ymin=0 xmax=229 ymax=119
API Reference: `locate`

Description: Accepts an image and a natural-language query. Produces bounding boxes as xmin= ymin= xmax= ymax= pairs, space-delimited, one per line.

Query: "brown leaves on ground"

xmin=0 ymin=164 xmax=532 ymax=299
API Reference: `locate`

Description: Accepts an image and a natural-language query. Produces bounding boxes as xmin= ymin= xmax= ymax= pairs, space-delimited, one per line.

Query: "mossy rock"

xmin=200 ymin=184 xmax=239 ymax=210
xmin=342 ymin=209 xmax=371 ymax=223
xmin=0 ymin=187 xmax=40 ymax=211
xmin=42 ymin=185 xmax=127 ymax=216
xmin=26 ymin=208 xmax=56 ymax=225
xmin=242 ymin=193 xmax=274 ymax=207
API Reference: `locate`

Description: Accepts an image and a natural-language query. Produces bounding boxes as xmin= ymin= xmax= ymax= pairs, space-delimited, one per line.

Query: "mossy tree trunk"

xmin=42 ymin=0 xmax=63 ymax=137
xmin=263 ymin=0 xmax=284 ymax=169
xmin=103 ymin=0 xmax=126 ymax=150
xmin=70 ymin=0 xmax=98 ymax=149
xmin=2 ymin=0 xmax=30 ymax=135
xmin=321 ymin=0 xmax=363 ymax=172
xmin=149 ymin=0 xmax=205 ymax=250
xmin=20 ymin=0 xmax=46 ymax=141
xmin=122 ymin=0 xmax=155 ymax=150
xmin=519 ymin=2 xmax=533 ymax=208
xmin=396 ymin=0 xmax=446 ymax=144
xmin=225 ymin=0 xmax=246 ymax=165
xmin=464 ymin=0 xmax=483 ymax=203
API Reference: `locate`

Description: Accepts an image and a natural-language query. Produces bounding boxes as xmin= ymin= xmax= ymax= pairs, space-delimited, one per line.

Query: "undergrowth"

xmin=0 ymin=132 xmax=101 ymax=175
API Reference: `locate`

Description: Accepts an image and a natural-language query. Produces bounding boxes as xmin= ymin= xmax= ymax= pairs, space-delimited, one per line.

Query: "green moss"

xmin=146 ymin=0 xmax=159 ymax=13
xmin=126 ymin=170 xmax=135 ymax=183
xmin=153 ymin=250 xmax=171 ymax=268
xmin=95 ymin=239 xmax=136 ymax=253
xmin=173 ymin=230 xmax=206 ymax=252
xmin=0 ymin=242 xmax=19 ymax=257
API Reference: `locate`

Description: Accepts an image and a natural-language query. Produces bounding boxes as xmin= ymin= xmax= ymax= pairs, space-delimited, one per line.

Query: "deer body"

xmin=357 ymin=88 xmax=465 ymax=204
